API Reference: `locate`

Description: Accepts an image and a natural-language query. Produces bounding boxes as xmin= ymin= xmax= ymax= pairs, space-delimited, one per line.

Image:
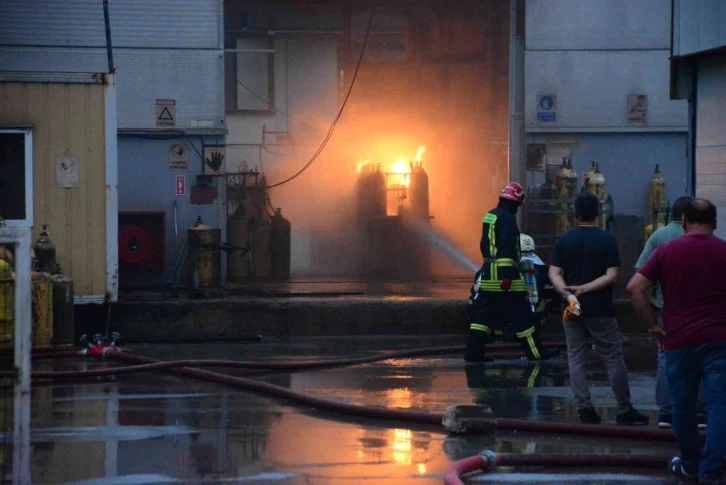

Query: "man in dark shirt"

xmin=628 ymin=199 xmax=726 ymax=484
xmin=549 ymin=193 xmax=648 ymax=425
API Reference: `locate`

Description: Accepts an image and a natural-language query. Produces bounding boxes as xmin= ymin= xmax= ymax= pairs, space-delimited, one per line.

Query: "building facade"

xmin=523 ymin=0 xmax=689 ymax=220
xmin=0 ymin=0 xmax=226 ymax=288
xmin=671 ymin=0 xmax=726 ymax=239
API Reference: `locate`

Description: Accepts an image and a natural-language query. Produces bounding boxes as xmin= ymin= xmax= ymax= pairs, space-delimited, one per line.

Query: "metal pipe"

xmin=103 ymin=0 xmax=115 ymax=74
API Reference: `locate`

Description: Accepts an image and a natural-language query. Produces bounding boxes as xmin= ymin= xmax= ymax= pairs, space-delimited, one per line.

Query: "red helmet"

xmin=499 ymin=182 xmax=525 ymax=205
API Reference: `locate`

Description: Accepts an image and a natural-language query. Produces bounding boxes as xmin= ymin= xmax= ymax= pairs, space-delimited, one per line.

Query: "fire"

xmin=415 ymin=146 xmax=426 ymax=163
xmin=389 ymin=158 xmax=411 ymax=188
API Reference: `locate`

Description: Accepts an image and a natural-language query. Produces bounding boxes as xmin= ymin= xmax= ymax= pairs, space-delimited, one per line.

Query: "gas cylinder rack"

xmin=523 ymin=159 xmax=615 ymax=264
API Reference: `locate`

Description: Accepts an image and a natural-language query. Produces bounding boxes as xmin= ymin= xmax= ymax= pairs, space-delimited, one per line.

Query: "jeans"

xmin=564 ymin=317 xmax=632 ymax=412
xmin=657 ymin=350 xmax=706 ymax=416
xmin=665 ymin=342 xmax=726 ymax=479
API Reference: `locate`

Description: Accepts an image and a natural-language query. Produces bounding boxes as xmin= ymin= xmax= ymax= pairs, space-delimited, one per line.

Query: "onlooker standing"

xmin=635 ymin=195 xmax=707 ymax=429
xmin=628 ymin=199 xmax=726 ymax=484
xmin=549 ymin=193 xmax=648 ymax=425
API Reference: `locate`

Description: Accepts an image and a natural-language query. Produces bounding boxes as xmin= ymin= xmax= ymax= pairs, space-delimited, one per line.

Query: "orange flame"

xmin=389 ymin=158 xmax=410 ymax=188
xmin=415 ymin=146 xmax=426 ymax=163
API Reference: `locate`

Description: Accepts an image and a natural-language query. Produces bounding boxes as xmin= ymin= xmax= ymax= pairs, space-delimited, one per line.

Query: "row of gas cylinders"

xmin=0 ymin=226 xmax=74 ymax=349
xmin=356 ymin=163 xmax=430 ymax=220
xmin=185 ymin=211 xmax=292 ymax=292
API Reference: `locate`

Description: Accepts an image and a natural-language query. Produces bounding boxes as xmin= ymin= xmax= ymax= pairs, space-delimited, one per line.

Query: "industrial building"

xmin=521 ymin=0 xmax=689 ymax=227
xmin=0 ymin=0 xmax=226 ymax=291
xmin=671 ymin=0 xmax=726 ymax=240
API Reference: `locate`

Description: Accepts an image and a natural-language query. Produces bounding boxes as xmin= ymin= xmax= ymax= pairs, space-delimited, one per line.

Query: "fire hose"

xmin=443 ymin=451 xmax=672 ymax=485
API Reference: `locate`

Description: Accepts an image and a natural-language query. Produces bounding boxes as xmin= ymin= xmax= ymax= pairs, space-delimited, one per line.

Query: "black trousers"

xmin=465 ymin=291 xmax=547 ymax=362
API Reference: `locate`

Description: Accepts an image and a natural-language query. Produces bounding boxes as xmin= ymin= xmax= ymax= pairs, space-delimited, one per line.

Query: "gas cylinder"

xmin=370 ymin=164 xmax=387 ymax=218
xmin=648 ymin=164 xmax=666 ymax=228
xmin=186 ymin=217 xmax=221 ymax=292
xmin=51 ymin=274 xmax=74 ymax=346
xmin=270 ymin=208 xmax=291 ymax=281
xmin=409 ymin=164 xmax=430 ymax=221
xmin=556 ymin=159 xmax=578 ymax=234
xmin=356 ymin=164 xmax=372 ymax=222
xmin=31 ymin=271 xmax=53 ymax=347
xmin=34 ymin=225 xmax=57 ymax=274
xmin=587 ymin=163 xmax=608 ymax=227
xmin=583 ymin=160 xmax=597 ymax=192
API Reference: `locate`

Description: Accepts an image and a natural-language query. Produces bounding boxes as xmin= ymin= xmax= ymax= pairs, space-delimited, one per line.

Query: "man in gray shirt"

xmin=635 ymin=195 xmax=706 ymax=429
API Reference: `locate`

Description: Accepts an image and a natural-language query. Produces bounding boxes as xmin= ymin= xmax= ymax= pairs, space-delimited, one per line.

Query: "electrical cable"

xmin=443 ymin=451 xmax=674 ymax=485
xmin=186 ymin=137 xmax=204 ymax=160
xmin=265 ymin=8 xmax=376 ymax=189
xmin=236 ymin=79 xmax=288 ymax=117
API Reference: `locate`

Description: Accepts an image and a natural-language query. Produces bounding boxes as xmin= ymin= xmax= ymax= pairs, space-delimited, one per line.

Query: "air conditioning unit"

xmin=118 ymin=212 xmax=165 ymax=275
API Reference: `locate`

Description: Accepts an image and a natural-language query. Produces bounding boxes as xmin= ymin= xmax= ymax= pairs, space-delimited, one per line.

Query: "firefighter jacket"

xmin=476 ymin=206 xmax=527 ymax=293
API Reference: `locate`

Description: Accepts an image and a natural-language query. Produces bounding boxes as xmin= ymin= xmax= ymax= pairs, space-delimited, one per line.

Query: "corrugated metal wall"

xmin=525 ymin=0 xmax=687 ymax=131
xmin=0 ymin=0 xmax=223 ymax=130
xmin=0 ymin=0 xmax=219 ymax=48
xmin=695 ymin=56 xmax=726 ymax=239
xmin=673 ymin=0 xmax=726 ymax=57
xmin=0 ymin=82 xmax=107 ymax=297
xmin=524 ymin=50 xmax=687 ymax=129
xmin=527 ymin=0 xmax=671 ymax=50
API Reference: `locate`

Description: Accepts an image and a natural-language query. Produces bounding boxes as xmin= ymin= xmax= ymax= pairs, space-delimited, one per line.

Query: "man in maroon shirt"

xmin=627 ymin=199 xmax=726 ymax=484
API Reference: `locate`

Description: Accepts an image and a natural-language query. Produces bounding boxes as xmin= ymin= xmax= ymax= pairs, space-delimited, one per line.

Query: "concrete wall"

xmin=695 ymin=56 xmax=726 ymax=239
xmin=673 ymin=0 xmax=726 ymax=57
xmin=525 ymin=132 xmax=689 ymax=218
xmin=118 ymin=136 xmax=221 ymax=286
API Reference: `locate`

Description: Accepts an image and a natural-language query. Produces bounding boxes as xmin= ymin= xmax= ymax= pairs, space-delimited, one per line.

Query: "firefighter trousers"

xmin=465 ymin=291 xmax=548 ymax=362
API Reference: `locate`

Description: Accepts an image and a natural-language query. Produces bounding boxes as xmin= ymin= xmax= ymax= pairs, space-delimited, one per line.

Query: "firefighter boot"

xmin=516 ymin=325 xmax=560 ymax=361
xmin=464 ymin=324 xmax=492 ymax=363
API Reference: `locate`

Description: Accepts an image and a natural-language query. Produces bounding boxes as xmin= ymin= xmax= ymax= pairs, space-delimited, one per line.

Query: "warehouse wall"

xmin=0 ymin=81 xmax=108 ymax=297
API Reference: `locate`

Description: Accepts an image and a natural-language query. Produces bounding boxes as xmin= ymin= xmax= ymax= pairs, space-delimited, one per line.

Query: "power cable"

xmin=266 ymin=8 xmax=376 ymax=190
xmin=236 ymin=79 xmax=288 ymax=117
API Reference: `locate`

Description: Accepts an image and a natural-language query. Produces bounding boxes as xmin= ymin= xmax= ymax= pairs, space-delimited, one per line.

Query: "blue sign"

xmin=537 ymin=95 xmax=556 ymax=122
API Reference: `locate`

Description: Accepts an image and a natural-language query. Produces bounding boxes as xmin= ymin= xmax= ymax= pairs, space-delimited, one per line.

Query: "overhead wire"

xmin=236 ymin=79 xmax=288 ymax=117
xmin=265 ymin=8 xmax=376 ymax=190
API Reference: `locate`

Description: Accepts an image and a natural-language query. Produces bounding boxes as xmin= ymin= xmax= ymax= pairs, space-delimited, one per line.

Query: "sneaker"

xmin=657 ymin=413 xmax=673 ymax=429
xmin=616 ymin=407 xmax=650 ymax=425
xmin=698 ymin=415 xmax=707 ymax=430
xmin=579 ymin=407 xmax=602 ymax=424
xmin=667 ymin=457 xmax=698 ymax=482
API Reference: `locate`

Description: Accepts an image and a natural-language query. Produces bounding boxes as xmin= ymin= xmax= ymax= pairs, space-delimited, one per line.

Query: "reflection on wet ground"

xmin=14 ymin=336 xmax=684 ymax=484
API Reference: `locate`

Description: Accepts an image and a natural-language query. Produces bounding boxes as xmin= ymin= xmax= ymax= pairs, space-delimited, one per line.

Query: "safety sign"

xmin=156 ymin=99 xmax=176 ymax=127
xmin=175 ymin=175 xmax=185 ymax=196
xmin=537 ymin=95 xmax=557 ymax=122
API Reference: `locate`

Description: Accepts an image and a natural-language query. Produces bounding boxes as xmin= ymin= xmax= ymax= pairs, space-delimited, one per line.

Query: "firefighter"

xmin=519 ymin=233 xmax=560 ymax=336
xmin=464 ymin=182 xmax=560 ymax=362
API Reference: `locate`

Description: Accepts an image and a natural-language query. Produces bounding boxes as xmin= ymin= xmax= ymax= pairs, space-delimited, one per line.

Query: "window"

xmin=225 ymin=37 xmax=276 ymax=113
xmin=0 ymin=129 xmax=33 ymax=227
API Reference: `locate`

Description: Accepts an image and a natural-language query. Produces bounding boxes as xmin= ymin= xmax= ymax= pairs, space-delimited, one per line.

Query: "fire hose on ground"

xmin=443 ymin=451 xmax=674 ymax=485
xmin=14 ymin=342 xmax=692 ymax=483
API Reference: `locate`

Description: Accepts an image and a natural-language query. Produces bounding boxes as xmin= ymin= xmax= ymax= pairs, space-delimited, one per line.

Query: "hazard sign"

xmin=156 ymin=99 xmax=176 ymax=127
xmin=175 ymin=175 xmax=185 ymax=196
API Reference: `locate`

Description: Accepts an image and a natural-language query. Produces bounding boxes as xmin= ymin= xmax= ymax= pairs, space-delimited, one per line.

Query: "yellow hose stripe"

xmin=527 ymin=366 xmax=541 ymax=388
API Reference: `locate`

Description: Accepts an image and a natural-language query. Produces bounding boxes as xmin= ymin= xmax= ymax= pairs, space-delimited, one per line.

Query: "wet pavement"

xmin=9 ymin=336 xmax=687 ymax=484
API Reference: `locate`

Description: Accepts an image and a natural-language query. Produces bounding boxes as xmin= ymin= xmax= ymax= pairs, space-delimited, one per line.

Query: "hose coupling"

xmin=479 ymin=450 xmax=498 ymax=471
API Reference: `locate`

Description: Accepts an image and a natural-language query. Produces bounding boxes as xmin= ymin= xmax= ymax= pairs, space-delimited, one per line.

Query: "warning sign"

xmin=169 ymin=144 xmax=189 ymax=171
xmin=156 ymin=99 xmax=176 ymax=127
xmin=203 ymin=146 xmax=226 ymax=175
xmin=175 ymin=175 xmax=186 ymax=196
